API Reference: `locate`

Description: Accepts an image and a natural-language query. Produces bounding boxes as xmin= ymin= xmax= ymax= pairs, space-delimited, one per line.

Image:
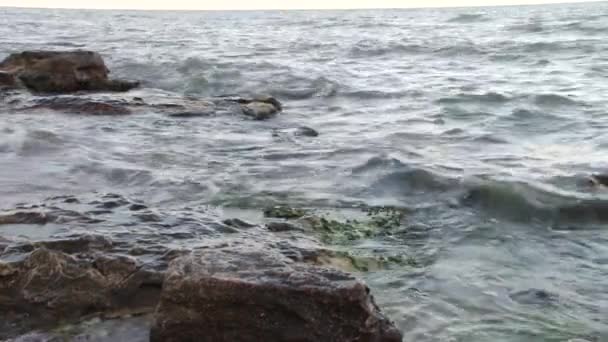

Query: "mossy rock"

xmin=301 ymin=206 xmax=408 ymax=244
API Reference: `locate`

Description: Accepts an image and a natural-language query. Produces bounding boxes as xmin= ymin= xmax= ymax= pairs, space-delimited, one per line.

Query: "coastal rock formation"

xmin=150 ymin=248 xmax=402 ymax=342
xmin=0 ymin=244 xmax=163 ymax=338
xmin=0 ymin=50 xmax=139 ymax=93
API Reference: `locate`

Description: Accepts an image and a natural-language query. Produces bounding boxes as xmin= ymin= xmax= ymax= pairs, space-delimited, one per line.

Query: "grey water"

xmin=1 ymin=2 xmax=608 ymax=341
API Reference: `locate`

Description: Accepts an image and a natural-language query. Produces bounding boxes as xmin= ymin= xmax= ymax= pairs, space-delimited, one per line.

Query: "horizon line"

xmin=0 ymin=1 xmax=604 ymax=12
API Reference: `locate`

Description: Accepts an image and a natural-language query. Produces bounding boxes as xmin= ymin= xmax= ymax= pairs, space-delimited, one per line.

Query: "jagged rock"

xmin=150 ymin=248 xmax=402 ymax=342
xmin=0 ymin=247 xmax=162 ymax=338
xmin=0 ymin=50 xmax=139 ymax=93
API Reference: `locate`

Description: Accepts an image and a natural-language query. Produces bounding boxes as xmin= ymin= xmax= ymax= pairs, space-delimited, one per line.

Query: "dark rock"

xmin=28 ymin=97 xmax=131 ymax=115
xmin=266 ymin=221 xmax=301 ymax=232
xmin=0 ymin=50 xmax=138 ymax=93
xmin=222 ymin=218 xmax=256 ymax=229
xmin=295 ymin=126 xmax=319 ymax=137
xmin=150 ymin=248 xmax=402 ymax=342
xmin=590 ymin=174 xmax=608 ymax=187
xmin=129 ymin=204 xmax=148 ymax=211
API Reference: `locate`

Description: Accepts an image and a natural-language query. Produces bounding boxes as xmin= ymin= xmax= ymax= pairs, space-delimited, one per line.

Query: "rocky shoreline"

xmin=0 ymin=50 xmax=403 ymax=341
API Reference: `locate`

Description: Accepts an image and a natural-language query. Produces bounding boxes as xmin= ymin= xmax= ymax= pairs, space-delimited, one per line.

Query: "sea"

xmin=1 ymin=2 xmax=608 ymax=341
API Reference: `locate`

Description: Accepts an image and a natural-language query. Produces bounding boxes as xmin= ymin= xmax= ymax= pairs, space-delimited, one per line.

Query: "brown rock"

xmin=0 ymin=247 xmax=162 ymax=338
xmin=150 ymin=248 xmax=402 ymax=342
xmin=0 ymin=71 xmax=17 ymax=88
xmin=0 ymin=50 xmax=138 ymax=93
xmin=28 ymin=97 xmax=131 ymax=115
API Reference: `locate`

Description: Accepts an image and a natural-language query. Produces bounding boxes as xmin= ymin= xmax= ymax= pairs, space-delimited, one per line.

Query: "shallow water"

xmin=1 ymin=3 xmax=608 ymax=341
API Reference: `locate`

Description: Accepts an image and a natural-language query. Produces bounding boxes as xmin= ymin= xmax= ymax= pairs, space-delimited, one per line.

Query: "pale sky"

xmin=0 ymin=0 xmax=597 ymax=10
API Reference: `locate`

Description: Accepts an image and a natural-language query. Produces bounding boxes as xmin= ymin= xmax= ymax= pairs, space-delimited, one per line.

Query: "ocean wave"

xmin=533 ymin=94 xmax=585 ymax=107
xmin=269 ymin=76 xmax=339 ymax=100
xmin=447 ymin=13 xmax=489 ymax=23
xmin=437 ymin=92 xmax=512 ymax=105
xmin=352 ymin=156 xmax=457 ymax=197
xmin=69 ymin=163 xmax=155 ymax=187
xmin=349 ymin=40 xmax=426 ymax=58
xmin=0 ymin=126 xmax=67 ymax=156
xmin=462 ymin=179 xmax=608 ymax=226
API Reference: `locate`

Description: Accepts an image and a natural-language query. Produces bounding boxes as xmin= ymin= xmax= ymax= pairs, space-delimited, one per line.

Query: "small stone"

xmin=294 ymin=126 xmax=319 ymax=137
xmin=129 ymin=204 xmax=148 ymax=211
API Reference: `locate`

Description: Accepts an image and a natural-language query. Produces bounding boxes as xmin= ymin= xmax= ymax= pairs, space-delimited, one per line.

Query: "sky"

xmin=0 ymin=0 xmax=597 ymax=10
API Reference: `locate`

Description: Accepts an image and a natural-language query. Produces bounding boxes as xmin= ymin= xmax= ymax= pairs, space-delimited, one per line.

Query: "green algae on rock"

xmin=298 ymin=206 xmax=408 ymax=244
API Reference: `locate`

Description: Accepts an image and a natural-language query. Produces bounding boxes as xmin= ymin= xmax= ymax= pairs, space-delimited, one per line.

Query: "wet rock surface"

xmin=150 ymin=247 xmax=402 ymax=342
xmin=0 ymin=194 xmax=403 ymax=340
xmin=0 ymin=50 xmax=138 ymax=93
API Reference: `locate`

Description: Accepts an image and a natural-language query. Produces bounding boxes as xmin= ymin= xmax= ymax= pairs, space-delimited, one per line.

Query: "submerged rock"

xmin=150 ymin=248 xmax=402 ymax=342
xmin=27 ymin=96 xmax=131 ymax=115
xmin=0 ymin=50 xmax=139 ymax=93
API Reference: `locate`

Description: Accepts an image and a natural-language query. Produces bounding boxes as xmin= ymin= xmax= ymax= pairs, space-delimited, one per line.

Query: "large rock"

xmin=0 ymin=50 xmax=139 ymax=93
xmin=150 ymin=248 xmax=402 ymax=342
xmin=0 ymin=246 xmax=162 ymax=338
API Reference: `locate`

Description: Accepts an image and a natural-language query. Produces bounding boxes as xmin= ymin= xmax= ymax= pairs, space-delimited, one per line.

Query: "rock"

xmin=294 ymin=126 xmax=319 ymax=137
xmin=222 ymin=218 xmax=256 ymax=229
xmin=28 ymin=96 xmax=131 ymax=115
xmin=0 ymin=247 xmax=162 ymax=338
xmin=0 ymin=50 xmax=138 ymax=93
xmin=242 ymin=101 xmax=280 ymax=120
xmin=0 ymin=71 xmax=17 ymax=89
xmin=589 ymin=174 xmax=608 ymax=187
xmin=272 ymin=126 xmax=319 ymax=139
xmin=150 ymin=248 xmax=402 ymax=342
xmin=266 ymin=221 xmax=301 ymax=232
